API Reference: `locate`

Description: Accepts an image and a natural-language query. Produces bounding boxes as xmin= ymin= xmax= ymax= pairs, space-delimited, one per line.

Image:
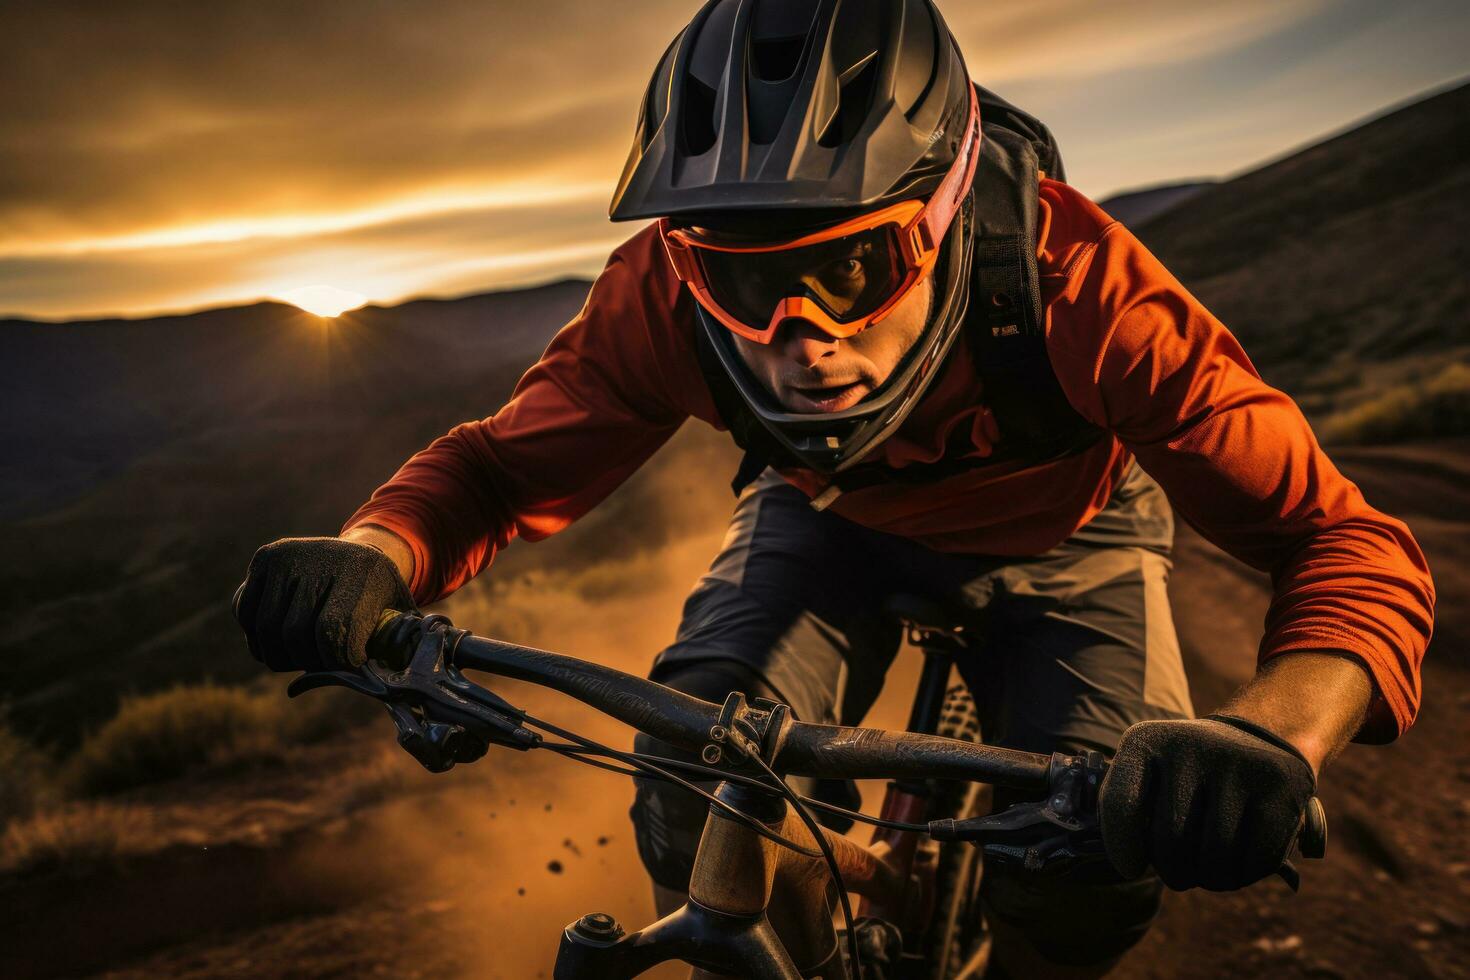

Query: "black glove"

xmin=232 ymin=536 xmax=417 ymax=672
xmin=1098 ymin=714 xmax=1316 ymax=891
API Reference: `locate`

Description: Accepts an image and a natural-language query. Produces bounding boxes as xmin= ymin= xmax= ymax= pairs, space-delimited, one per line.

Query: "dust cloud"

xmin=274 ymin=422 xmax=927 ymax=979
xmin=291 ymin=424 xmax=740 ymax=978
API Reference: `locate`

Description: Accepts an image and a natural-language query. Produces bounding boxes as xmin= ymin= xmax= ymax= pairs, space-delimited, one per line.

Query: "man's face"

xmin=730 ymin=274 xmax=933 ymax=413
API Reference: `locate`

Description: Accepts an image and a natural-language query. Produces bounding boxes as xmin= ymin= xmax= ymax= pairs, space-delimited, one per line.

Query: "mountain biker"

xmin=233 ymin=0 xmax=1434 ymax=975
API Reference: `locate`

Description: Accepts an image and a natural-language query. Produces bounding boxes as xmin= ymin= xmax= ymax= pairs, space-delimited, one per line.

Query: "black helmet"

xmin=610 ymin=0 xmax=979 ymax=475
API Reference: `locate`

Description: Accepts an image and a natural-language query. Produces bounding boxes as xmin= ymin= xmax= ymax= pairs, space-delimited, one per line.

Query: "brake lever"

xmin=287 ymin=613 xmax=540 ymax=773
xmin=930 ymin=798 xmax=1102 ymax=875
xmin=287 ymin=669 xmax=388 ymax=699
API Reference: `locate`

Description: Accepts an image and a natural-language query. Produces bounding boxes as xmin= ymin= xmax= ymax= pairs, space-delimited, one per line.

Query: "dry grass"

xmin=0 ymin=724 xmax=56 ymax=822
xmin=1319 ymin=360 xmax=1470 ymax=445
xmin=0 ymin=801 xmax=169 ymax=877
xmin=1 ymin=751 xmax=412 ymax=878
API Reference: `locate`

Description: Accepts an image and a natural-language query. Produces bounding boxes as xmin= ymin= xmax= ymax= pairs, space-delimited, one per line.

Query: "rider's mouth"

xmin=787 ymin=380 xmax=867 ymax=413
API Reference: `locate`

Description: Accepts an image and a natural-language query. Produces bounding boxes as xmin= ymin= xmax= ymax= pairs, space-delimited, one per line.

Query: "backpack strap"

xmin=967 ymin=128 xmax=1103 ymax=463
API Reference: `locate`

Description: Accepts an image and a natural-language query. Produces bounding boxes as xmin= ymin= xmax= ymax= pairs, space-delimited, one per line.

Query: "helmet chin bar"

xmin=701 ymin=191 xmax=975 ymax=477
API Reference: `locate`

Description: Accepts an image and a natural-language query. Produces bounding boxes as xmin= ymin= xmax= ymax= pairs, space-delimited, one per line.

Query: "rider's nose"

xmin=779 ymin=319 xmax=839 ymax=369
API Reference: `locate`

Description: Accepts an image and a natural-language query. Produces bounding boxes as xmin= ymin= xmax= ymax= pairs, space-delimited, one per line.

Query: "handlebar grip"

xmin=366 ymin=608 xmax=414 ymax=667
xmin=1277 ymin=795 xmax=1328 ymax=891
xmin=1298 ymin=795 xmax=1327 ymax=859
xmin=372 ymin=608 xmax=401 ymax=642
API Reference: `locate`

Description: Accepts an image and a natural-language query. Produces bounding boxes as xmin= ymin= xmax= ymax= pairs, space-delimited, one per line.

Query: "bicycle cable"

xmin=797 ymin=795 xmax=929 ymax=834
xmin=619 ymin=748 xmax=931 ymax=833
xmin=521 ymin=713 xmax=823 ymax=859
xmin=538 ymin=739 xmax=853 ymax=864
xmin=540 ymin=740 xmax=931 ymax=833
xmin=539 ymin=743 xmax=646 ymax=778
xmin=737 ymin=719 xmax=863 ymax=980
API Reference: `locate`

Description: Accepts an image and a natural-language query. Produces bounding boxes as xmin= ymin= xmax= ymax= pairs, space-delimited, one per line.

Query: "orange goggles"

xmin=660 ymin=89 xmax=980 ymax=345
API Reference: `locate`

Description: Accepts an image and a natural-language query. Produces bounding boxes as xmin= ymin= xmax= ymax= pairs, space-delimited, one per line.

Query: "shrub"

xmin=64 ymin=684 xmax=282 ymax=796
xmin=1319 ymin=361 xmax=1470 ymax=445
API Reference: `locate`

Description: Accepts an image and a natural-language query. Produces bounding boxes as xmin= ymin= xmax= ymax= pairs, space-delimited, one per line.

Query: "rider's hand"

xmin=1098 ymin=715 xmax=1315 ymax=891
xmin=232 ymin=536 xmax=416 ymax=672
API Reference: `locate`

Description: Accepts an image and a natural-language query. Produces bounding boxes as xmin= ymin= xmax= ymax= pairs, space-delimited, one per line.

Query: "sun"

xmin=277 ymin=284 xmax=367 ymax=318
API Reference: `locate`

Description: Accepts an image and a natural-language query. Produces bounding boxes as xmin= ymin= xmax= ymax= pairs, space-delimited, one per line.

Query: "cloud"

xmin=0 ymin=0 xmax=688 ymax=248
xmin=2 ymin=0 xmax=1467 ymax=318
xmin=1023 ymin=0 xmax=1470 ymax=193
xmin=0 ymin=192 xmax=633 ymax=320
xmin=943 ymin=0 xmax=1330 ymax=83
xmin=0 ymin=0 xmax=1333 ymax=248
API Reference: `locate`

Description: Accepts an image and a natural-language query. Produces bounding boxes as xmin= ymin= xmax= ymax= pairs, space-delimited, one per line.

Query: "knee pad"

xmin=981 ymin=862 xmax=1164 ymax=965
xmin=627 ymin=659 xmax=862 ymax=888
xmin=628 ymin=737 xmax=713 ymax=891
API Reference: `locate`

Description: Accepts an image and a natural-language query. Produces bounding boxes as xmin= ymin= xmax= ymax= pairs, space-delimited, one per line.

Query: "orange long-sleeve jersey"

xmin=344 ymin=179 xmax=1434 ymax=742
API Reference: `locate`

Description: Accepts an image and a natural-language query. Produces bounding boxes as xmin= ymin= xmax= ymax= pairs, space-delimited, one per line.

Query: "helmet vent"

xmin=681 ymin=75 xmax=719 ymax=156
xmin=752 ymin=35 xmax=804 ymax=82
xmin=817 ymin=54 xmax=878 ymax=149
xmin=903 ymin=14 xmax=942 ymax=120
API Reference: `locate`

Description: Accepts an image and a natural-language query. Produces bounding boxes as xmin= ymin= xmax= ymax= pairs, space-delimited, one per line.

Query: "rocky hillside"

xmin=1127 ymin=82 xmax=1470 ymax=426
xmin=1 ymin=282 xmax=597 ymax=742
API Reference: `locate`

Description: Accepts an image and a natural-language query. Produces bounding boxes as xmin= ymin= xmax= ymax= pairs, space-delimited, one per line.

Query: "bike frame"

xmin=554 ymin=607 xmax=976 ymax=979
xmin=556 ymin=781 xmax=888 ymax=978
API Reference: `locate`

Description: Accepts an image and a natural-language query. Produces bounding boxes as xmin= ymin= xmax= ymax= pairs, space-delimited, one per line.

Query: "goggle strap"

xmin=661 ymin=228 xmax=698 ymax=282
xmin=916 ymin=86 xmax=981 ymax=257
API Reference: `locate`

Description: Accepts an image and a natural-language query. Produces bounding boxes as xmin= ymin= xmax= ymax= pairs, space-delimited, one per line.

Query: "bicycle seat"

xmin=884 ymin=593 xmax=968 ymax=634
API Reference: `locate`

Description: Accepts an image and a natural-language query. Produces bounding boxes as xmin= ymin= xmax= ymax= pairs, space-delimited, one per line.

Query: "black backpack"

xmin=696 ymin=84 xmax=1103 ymax=500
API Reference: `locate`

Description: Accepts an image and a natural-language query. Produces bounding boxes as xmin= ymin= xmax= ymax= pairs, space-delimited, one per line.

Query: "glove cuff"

xmin=1206 ymin=713 xmax=1316 ymax=787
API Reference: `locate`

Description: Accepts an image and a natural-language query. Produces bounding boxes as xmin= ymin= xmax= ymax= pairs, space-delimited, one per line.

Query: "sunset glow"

xmin=278 ymin=284 xmax=366 ymax=318
xmin=1 ymin=0 xmax=1466 ymax=320
xmin=3 ymin=181 xmax=610 ymax=258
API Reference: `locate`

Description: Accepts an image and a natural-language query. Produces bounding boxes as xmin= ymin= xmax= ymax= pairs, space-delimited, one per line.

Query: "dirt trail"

xmin=5 ymin=444 xmax=1465 ymax=979
xmin=1115 ymin=441 xmax=1470 ymax=980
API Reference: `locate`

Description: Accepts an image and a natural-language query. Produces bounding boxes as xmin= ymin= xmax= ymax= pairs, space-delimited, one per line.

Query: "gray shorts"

xmin=632 ymin=462 xmax=1194 ymax=964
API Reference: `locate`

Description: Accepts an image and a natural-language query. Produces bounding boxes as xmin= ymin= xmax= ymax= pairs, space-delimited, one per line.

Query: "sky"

xmin=1 ymin=0 xmax=1466 ymax=320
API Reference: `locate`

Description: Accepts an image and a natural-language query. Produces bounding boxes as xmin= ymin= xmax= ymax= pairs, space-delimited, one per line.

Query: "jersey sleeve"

xmin=342 ymin=225 xmax=712 ymax=605
xmin=1048 ymin=220 xmax=1435 ymax=742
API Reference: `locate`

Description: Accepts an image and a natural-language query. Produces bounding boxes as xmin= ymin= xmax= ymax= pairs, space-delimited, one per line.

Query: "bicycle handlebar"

xmin=290 ymin=610 xmax=1326 ymax=883
xmin=451 ymin=629 xmax=1056 ymax=789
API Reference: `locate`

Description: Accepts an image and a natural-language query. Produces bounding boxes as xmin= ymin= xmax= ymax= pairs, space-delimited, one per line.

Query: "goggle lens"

xmin=660 ymin=84 xmax=978 ymax=346
xmin=692 ymin=223 xmax=907 ymax=328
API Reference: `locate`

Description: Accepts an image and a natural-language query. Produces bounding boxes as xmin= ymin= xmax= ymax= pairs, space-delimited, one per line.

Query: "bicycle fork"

xmin=555 ymin=781 xmax=896 ymax=979
xmin=857 ymin=630 xmax=968 ymax=950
